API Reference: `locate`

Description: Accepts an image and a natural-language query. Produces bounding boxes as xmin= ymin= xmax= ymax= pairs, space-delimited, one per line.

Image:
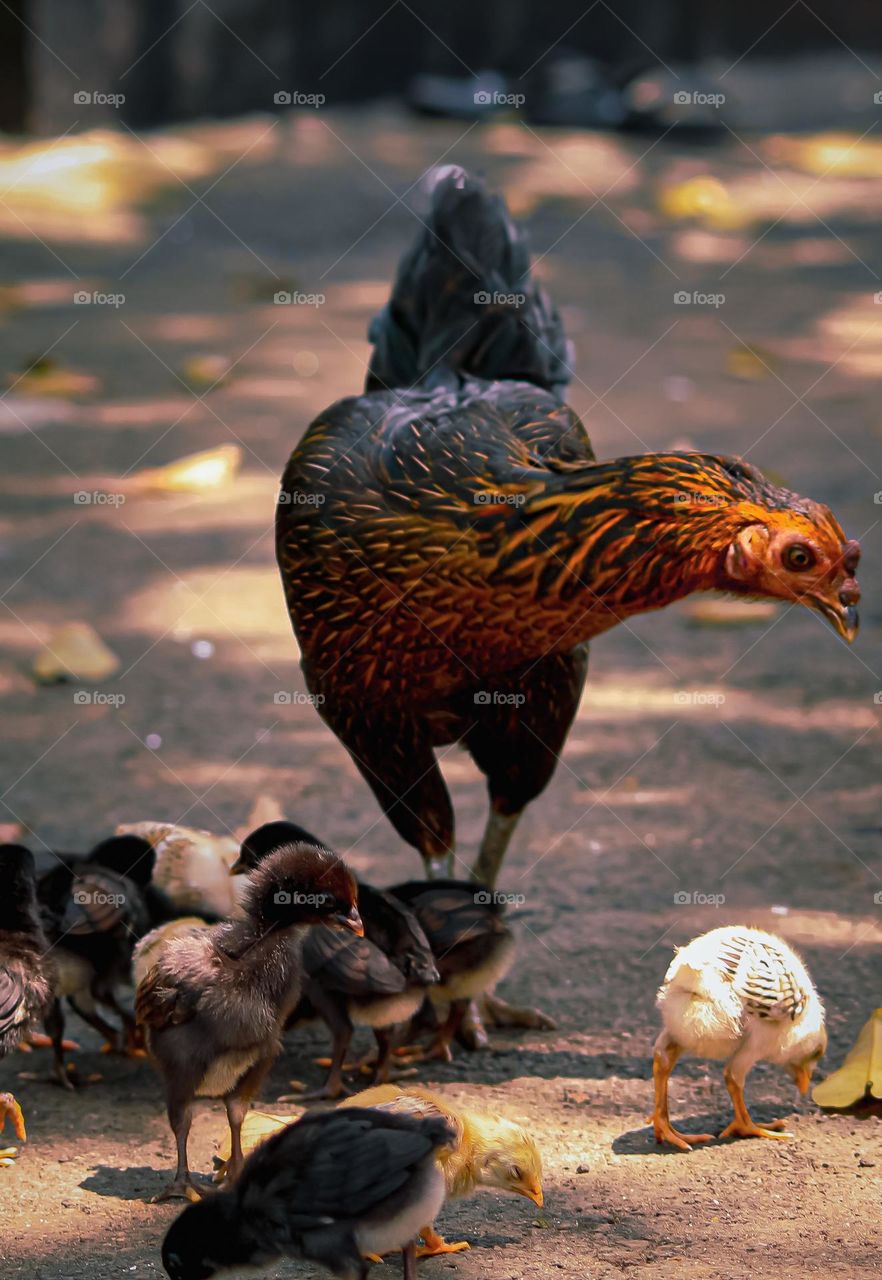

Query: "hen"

xmin=276 ymin=167 xmax=861 ymax=890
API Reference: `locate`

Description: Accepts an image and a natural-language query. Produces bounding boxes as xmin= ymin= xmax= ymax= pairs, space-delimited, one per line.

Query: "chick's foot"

xmin=649 ymin=1113 xmax=715 ymax=1152
xmin=417 ymin=1226 xmax=470 ymax=1257
xmin=0 ymin=1092 xmax=26 ymax=1142
xmin=482 ymin=993 xmax=557 ymax=1031
xmin=718 ymin=1117 xmax=792 ymax=1141
xmin=154 ymin=1179 xmax=203 ymax=1203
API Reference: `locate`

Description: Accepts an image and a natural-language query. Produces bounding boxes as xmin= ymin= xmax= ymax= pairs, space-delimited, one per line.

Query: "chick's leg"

xmin=649 ymin=1033 xmax=714 ymax=1151
xmin=156 ymin=1091 xmax=201 ymax=1202
xmin=402 ymin=1240 xmax=417 ymax=1280
xmin=45 ymin=999 xmax=76 ymax=1090
xmin=0 ymin=1090 xmax=26 ymax=1157
xmin=719 ymin=1064 xmax=792 ymax=1141
xmin=224 ymin=1052 xmax=278 ymax=1183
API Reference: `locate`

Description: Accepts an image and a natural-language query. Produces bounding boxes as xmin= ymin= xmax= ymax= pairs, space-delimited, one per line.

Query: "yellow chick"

xmin=651 ymin=925 xmax=826 ymax=1151
xmin=341 ymin=1083 xmax=543 ymax=1255
xmin=213 ymin=1086 xmax=543 ymax=1257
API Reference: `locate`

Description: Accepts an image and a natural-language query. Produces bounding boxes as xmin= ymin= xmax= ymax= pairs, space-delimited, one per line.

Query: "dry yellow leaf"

xmin=725 ymin=344 xmax=776 ymax=380
xmin=128 ymin=444 xmax=241 ymax=494
xmin=684 ymin=599 xmax=779 ymax=627
xmin=813 ymin=1008 xmax=882 ymax=1108
xmin=33 ymin=621 xmax=120 ymax=684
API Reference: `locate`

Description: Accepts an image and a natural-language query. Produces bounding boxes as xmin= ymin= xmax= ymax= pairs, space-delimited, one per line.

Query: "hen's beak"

xmin=333 ymin=906 xmax=364 ymax=936
xmin=810 ymin=595 xmax=859 ymax=644
xmin=793 ymin=1065 xmax=811 ymax=1096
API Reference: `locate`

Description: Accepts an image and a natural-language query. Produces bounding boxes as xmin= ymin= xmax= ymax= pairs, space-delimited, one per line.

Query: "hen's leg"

xmin=460 ymin=650 xmax=588 ymax=1035
xmin=338 ymin=718 xmax=456 ymax=880
xmin=648 ymin=1032 xmax=714 ymax=1150
xmin=719 ymin=1063 xmax=792 ymax=1141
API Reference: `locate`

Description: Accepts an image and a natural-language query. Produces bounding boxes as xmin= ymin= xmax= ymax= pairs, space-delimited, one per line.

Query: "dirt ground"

xmin=0 ymin=93 xmax=880 ymax=1280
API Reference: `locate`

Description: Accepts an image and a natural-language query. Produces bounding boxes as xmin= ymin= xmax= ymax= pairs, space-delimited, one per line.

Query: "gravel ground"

xmin=0 ymin=99 xmax=880 ymax=1280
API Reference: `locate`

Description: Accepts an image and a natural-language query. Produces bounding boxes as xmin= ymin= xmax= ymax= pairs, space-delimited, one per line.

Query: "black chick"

xmin=162 ymin=1106 xmax=453 ymax=1280
xmin=136 ymin=841 xmax=363 ymax=1201
xmin=297 ymin=881 xmax=439 ymax=1099
xmin=233 ymin=823 xmax=440 ymax=1100
xmin=389 ymin=879 xmax=515 ymax=1058
xmin=37 ymin=841 xmax=151 ymax=1080
xmin=0 ymin=845 xmax=53 ymax=1158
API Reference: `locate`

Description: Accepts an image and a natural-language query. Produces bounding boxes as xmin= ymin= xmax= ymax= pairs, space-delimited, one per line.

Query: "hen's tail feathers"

xmin=366 ymin=165 xmax=572 ymax=397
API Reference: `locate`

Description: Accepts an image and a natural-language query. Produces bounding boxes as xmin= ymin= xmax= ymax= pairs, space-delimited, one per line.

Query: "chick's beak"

xmin=228 ymin=856 xmax=245 ymax=875
xmin=793 ymin=1065 xmax=812 ymax=1096
xmin=334 ymin=905 xmax=364 ymax=936
xmin=526 ymin=1186 xmax=544 ymax=1207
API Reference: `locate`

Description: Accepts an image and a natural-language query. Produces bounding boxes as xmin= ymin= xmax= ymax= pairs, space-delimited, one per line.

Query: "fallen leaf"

xmin=32 ymin=622 xmax=120 ymax=684
xmin=813 ymin=1008 xmax=882 ymax=1108
xmin=10 ymin=356 xmax=100 ymax=398
xmin=178 ymin=354 xmax=233 ymax=391
xmin=127 ymin=444 xmax=241 ymax=493
xmin=725 ymin=344 xmax=776 ymax=380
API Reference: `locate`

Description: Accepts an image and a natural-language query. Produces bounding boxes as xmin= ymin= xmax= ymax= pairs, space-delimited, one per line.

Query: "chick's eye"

xmin=511 ymin=1165 xmax=522 ymax=1180
xmin=783 ymin=543 xmax=814 ymax=571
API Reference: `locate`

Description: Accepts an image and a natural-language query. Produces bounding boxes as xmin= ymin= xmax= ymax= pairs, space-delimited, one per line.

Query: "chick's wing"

xmin=0 ymin=965 xmax=27 ymax=1040
xmin=304 ymin=929 xmax=406 ymax=998
xmin=243 ymin=1112 xmax=440 ymax=1229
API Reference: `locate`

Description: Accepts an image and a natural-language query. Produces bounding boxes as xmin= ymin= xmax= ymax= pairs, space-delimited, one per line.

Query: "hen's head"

xmin=653 ymin=455 xmax=861 ymax=642
xmin=719 ymin=485 xmax=860 ymax=642
xmin=245 ymin=842 xmax=362 ymax=935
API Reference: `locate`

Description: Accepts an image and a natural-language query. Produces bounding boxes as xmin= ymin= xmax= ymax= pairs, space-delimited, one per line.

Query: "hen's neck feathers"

xmin=486 ymin=452 xmax=840 ymax=622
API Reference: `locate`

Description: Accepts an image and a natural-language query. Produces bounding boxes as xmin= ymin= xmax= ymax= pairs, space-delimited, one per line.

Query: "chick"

xmin=163 ymin=1107 xmax=454 ymax=1280
xmin=37 ymin=843 xmax=151 ymax=1077
xmin=389 ymin=880 xmax=515 ymax=1057
xmin=233 ymin=822 xmax=440 ymax=1099
xmin=133 ymin=918 xmax=211 ymax=990
xmin=136 ymin=841 xmax=363 ymax=1201
xmin=342 ymin=1084 xmax=543 ymax=1256
xmin=116 ymin=820 xmax=249 ymax=919
xmin=651 ymin=925 xmax=826 ymax=1150
xmin=0 ymin=845 xmax=53 ymax=1162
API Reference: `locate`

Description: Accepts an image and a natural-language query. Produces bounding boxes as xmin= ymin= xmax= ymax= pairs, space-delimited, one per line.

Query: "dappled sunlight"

xmin=0 ymin=119 xmax=277 ymax=243
xmin=119 ymin=563 xmax=291 ymax=647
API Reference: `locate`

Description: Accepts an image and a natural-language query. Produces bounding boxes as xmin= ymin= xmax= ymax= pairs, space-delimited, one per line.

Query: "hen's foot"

xmin=0 ymin=1093 xmax=26 ymax=1142
xmin=482 ymin=993 xmax=557 ymax=1031
xmin=718 ymin=1117 xmax=792 ymax=1141
xmin=153 ymin=1179 xmax=202 ymax=1203
xmin=648 ymin=1113 xmax=715 ymax=1152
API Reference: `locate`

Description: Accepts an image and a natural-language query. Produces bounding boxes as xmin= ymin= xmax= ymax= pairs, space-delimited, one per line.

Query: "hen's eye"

xmin=783 ymin=543 xmax=814 ymax=571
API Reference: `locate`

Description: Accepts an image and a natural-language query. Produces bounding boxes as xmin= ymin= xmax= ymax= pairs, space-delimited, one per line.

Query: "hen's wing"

xmin=304 ymin=929 xmax=405 ymax=999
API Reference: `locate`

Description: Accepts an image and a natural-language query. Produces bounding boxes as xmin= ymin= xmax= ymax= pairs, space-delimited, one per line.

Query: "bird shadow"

xmin=81 ymin=1164 xmax=216 ymax=1203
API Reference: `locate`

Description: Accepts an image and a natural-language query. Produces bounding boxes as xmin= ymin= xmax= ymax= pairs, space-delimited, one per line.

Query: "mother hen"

xmin=277 ymin=167 xmax=860 ymax=888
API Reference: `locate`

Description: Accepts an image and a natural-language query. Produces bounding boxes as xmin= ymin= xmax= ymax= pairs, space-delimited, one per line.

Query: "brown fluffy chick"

xmin=136 ymin=842 xmax=362 ymax=1202
xmin=345 ymin=1084 xmax=543 ymax=1255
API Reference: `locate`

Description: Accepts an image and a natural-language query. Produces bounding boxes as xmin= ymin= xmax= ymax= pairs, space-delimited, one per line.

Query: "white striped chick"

xmin=116 ymin=822 xmax=249 ymax=920
xmin=651 ymin=925 xmax=826 ymax=1150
